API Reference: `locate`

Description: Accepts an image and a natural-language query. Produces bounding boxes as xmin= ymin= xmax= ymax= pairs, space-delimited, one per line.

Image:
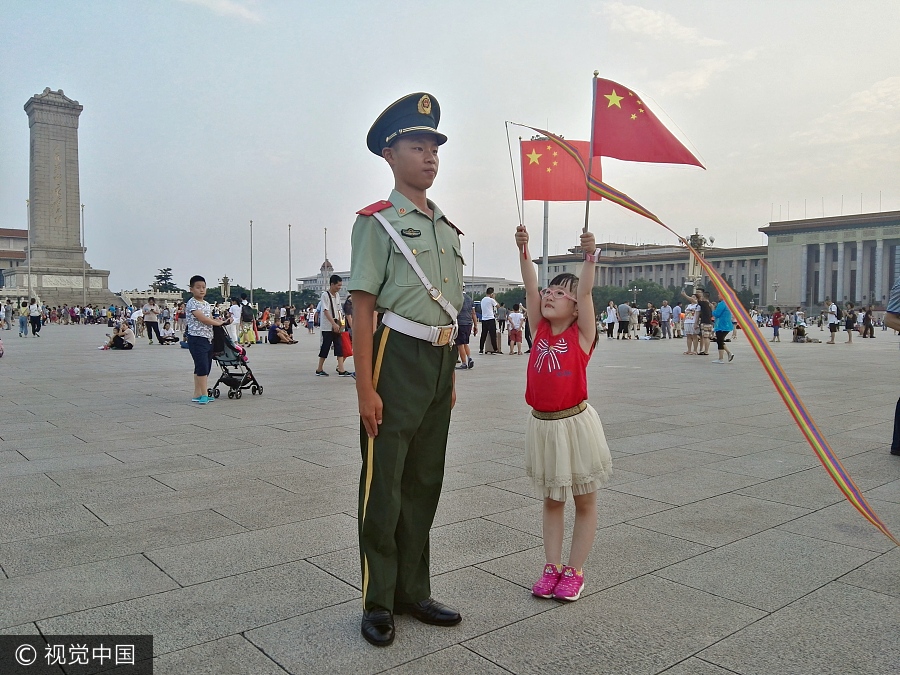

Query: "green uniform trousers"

xmin=358 ymin=325 xmax=456 ymax=612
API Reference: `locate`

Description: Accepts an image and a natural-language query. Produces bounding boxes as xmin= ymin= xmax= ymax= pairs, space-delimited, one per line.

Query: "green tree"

xmin=495 ymin=287 xmax=526 ymax=309
xmin=193 ymin=283 xmax=317 ymax=312
xmin=296 ymin=288 xmax=319 ymax=308
xmin=590 ymin=279 xmax=672 ymax=312
xmin=153 ymin=268 xmax=182 ymax=293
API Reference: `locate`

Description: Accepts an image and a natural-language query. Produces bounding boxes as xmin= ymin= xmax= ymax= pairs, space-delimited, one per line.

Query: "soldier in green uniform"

xmin=349 ymin=93 xmax=464 ymax=647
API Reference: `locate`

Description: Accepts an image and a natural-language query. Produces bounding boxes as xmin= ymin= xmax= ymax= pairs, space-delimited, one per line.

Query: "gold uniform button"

xmin=444 ymin=277 xmax=449 ymax=282
xmin=412 ymin=249 xmax=417 ymax=255
xmin=441 ymin=248 xmax=445 ymax=253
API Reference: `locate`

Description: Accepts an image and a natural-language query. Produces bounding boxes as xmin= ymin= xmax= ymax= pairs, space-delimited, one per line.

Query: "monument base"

xmin=2 ymin=265 xmax=122 ymax=307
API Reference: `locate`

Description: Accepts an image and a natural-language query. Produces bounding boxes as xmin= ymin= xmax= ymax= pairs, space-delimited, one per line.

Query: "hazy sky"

xmin=2 ymin=0 xmax=900 ymax=292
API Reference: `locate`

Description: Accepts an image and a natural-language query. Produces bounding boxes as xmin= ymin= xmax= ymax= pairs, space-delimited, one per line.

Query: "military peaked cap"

xmin=367 ymin=92 xmax=447 ymax=155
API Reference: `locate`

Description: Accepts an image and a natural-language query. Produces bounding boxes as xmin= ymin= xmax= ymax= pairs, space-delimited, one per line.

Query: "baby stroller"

xmin=208 ymin=326 xmax=263 ymax=400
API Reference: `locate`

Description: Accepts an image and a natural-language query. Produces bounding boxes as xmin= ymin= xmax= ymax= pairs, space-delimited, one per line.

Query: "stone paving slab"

xmin=37 ymin=560 xmax=358 ymax=654
xmin=246 ymin=567 xmax=553 ymax=675
xmin=735 ymin=466 xmax=846 ymax=509
xmin=387 ymin=645 xmax=509 ymax=675
xmin=476 ymin=523 xmax=711 ymax=597
xmin=837 ymin=546 xmax=900 ymax=598
xmin=653 ymin=527 xmax=878 ymax=611
xmin=0 ymin=554 xmax=179 ymax=627
xmin=659 ymin=658 xmax=737 ymax=675
xmin=153 ymin=634 xmax=287 ymax=675
xmin=0 ymin=323 xmax=898 ymax=673
xmin=608 ymin=467 xmax=766 ymax=505
xmin=0 ymin=502 xmax=105 ymax=543
xmin=866 ymin=477 xmax=900 ymax=503
xmin=0 ymin=509 xmax=246 ymax=577
xmin=464 ymin=575 xmax=766 ymax=675
xmin=145 ymin=514 xmax=358 ymax=585
xmin=697 ymin=582 xmax=900 ymax=675
xmin=45 ymin=454 xmax=224 ymax=485
xmin=630 ymin=492 xmax=812 ymax=547
xmin=83 ymin=479 xmax=295 ymax=525
xmin=777 ymin=497 xmax=900 ymax=553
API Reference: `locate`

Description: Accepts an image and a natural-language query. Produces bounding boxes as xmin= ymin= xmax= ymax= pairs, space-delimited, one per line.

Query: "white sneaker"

xmin=711 ymin=359 xmax=725 ymax=364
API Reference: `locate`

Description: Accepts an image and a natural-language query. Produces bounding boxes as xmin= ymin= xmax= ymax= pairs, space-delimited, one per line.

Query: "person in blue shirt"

xmin=711 ymin=299 xmax=734 ymax=364
xmin=267 ymin=321 xmax=296 ymax=344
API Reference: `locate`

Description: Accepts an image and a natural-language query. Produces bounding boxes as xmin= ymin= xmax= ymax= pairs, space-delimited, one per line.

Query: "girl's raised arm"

xmin=577 ymin=231 xmax=598 ymax=352
xmin=516 ymin=226 xmax=542 ymax=328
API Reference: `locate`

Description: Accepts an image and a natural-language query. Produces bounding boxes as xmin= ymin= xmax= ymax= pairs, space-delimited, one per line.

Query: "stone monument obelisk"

xmin=3 ymin=88 xmax=118 ymax=305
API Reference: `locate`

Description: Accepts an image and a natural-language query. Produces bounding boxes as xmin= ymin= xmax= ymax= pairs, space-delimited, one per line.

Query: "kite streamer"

xmin=517 ymin=124 xmax=899 ymax=546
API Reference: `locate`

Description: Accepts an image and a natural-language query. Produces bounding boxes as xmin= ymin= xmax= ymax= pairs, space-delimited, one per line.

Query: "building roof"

xmin=0 ymin=229 xmax=27 ymax=238
xmin=535 ymin=244 xmax=767 ymax=265
xmin=705 ymin=246 xmax=768 ymax=258
xmin=0 ymin=250 xmax=26 ymax=260
xmin=759 ymin=210 xmax=900 ymax=235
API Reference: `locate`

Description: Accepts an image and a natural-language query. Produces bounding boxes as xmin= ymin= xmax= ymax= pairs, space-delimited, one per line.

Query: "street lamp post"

xmin=249 ymin=219 xmax=254 ymax=306
xmin=81 ymin=203 xmax=86 ymax=306
xmin=288 ymin=223 xmax=292 ymax=307
xmin=628 ymin=284 xmax=642 ymax=304
xmin=772 ymin=280 xmax=779 ymax=304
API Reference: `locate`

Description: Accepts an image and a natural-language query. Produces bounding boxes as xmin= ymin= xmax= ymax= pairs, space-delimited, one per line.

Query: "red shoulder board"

xmin=445 ymin=219 xmax=464 ymax=236
xmin=356 ymin=200 xmax=392 ymax=216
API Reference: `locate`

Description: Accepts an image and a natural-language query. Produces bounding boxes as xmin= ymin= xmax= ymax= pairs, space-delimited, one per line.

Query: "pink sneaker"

xmin=552 ymin=566 xmax=584 ymax=601
xmin=531 ymin=563 xmax=562 ymax=598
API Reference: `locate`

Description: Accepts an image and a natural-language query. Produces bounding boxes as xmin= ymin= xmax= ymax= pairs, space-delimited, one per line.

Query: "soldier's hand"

xmin=358 ymin=387 xmax=383 ymax=438
xmin=515 ymin=225 xmax=528 ymax=248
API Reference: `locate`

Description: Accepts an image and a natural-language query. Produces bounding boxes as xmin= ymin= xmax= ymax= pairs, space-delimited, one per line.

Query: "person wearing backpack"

xmin=239 ymin=293 xmax=256 ymax=346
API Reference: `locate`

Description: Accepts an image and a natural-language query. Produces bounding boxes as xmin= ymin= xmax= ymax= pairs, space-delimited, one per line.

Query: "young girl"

xmin=159 ymin=321 xmax=180 ymax=344
xmin=515 ymin=226 xmax=613 ymax=602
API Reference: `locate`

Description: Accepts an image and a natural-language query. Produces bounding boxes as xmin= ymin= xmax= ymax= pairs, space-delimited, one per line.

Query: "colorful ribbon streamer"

xmin=521 ymin=125 xmax=899 ymax=546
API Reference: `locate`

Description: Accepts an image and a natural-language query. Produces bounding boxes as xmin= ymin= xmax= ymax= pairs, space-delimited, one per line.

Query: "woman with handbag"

xmin=315 ymin=274 xmax=353 ymax=377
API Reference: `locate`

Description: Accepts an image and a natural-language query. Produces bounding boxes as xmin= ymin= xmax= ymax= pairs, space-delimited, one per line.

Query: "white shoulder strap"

xmin=372 ymin=211 xmax=458 ymax=322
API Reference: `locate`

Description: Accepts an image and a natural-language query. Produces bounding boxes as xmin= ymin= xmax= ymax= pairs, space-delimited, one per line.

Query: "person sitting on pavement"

xmin=159 ymin=321 xmax=180 ymax=344
xmin=268 ymin=321 xmax=297 ymax=344
xmin=99 ymin=322 xmax=135 ymax=350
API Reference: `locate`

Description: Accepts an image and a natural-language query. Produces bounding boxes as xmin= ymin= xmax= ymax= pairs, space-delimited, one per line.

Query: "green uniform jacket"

xmin=348 ymin=189 xmax=464 ymax=324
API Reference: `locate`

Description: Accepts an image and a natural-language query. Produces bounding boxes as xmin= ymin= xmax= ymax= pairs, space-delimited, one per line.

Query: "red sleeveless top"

xmin=525 ymin=320 xmax=592 ymax=412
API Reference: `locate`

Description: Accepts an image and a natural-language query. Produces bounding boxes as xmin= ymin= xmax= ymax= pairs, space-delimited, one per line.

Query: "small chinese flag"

xmin=521 ymin=138 xmax=601 ymax=202
xmin=592 ymin=78 xmax=703 ymax=167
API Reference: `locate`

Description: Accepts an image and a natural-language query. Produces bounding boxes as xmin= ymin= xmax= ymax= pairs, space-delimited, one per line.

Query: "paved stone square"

xmin=0 ymin=323 xmax=898 ymax=674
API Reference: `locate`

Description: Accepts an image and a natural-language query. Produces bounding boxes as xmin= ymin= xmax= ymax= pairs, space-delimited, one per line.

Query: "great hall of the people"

xmin=539 ymin=209 xmax=900 ymax=310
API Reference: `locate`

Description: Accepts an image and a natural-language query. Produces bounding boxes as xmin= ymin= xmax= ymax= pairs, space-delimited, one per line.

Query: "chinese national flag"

xmin=521 ymin=138 xmax=601 ymax=202
xmin=591 ymin=78 xmax=703 ymax=167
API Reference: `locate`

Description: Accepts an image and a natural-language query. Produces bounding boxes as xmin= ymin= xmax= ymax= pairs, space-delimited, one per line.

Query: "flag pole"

xmin=505 ymin=121 xmax=528 ymax=259
xmin=583 ymin=70 xmax=599 ymax=234
xmin=542 ymin=201 xmax=550 ymax=288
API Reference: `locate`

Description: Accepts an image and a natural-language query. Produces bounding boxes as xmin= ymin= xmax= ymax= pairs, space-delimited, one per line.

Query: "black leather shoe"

xmin=361 ymin=608 xmax=394 ymax=646
xmin=395 ymin=598 xmax=461 ymax=626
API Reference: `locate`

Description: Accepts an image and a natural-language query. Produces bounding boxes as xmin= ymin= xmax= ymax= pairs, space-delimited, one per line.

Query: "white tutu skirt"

xmin=525 ymin=402 xmax=613 ymax=502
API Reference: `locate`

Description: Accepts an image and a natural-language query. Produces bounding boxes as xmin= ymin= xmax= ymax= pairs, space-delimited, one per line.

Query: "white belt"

xmin=382 ymin=311 xmax=457 ymax=346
